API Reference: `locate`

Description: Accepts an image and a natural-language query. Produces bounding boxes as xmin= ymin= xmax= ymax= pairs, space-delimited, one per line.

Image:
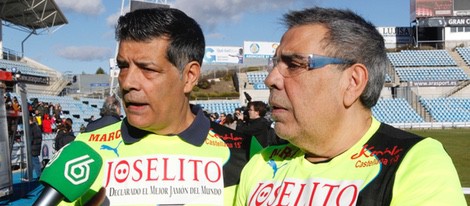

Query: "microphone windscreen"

xmin=39 ymin=141 xmax=103 ymax=202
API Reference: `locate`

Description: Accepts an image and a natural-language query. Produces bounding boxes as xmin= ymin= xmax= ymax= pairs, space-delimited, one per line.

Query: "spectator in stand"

xmin=65 ymin=118 xmax=74 ymax=132
xmin=236 ymin=101 xmax=271 ymax=147
xmin=11 ymin=96 xmax=21 ymax=116
xmin=52 ymin=103 xmax=63 ymax=124
xmin=79 ymin=124 xmax=86 ymax=133
xmin=234 ymin=107 xmax=242 ymax=117
xmin=218 ymin=112 xmax=227 ymax=125
xmin=31 ymin=98 xmax=39 ymax=112
xmin=84 ymin=95 xmax=122 ymax=132
xmin=54 ymin=118 xmax=75 ymax=151
xmin=210 ymin=112 xmax=219 ymax=123
xmin=40 ymin=102 xmax=49 ymax=118
xmin=4 ymin=94 xmax=12 ymax=111
xmin=53 ymin=103 xmax=63 ymax=123
xmin=47 ymin=102 xmax=54 ymax=117
xmin=234 ymin=107 xmax=248 ymax=125
xmin=223 ymin=113 xmax=237 ymax=130
xmin=22 ymin=116 xmax=43 ymax=181
xmin=33 ymin=109 xmax=42 ymax=128
xmin=41 ymin=114 xmax=53 ymax=134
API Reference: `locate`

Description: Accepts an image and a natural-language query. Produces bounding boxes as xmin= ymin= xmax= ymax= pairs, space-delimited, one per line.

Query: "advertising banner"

xmin=203 ymin=46 xmax=243 ymax=64
xmin=408 ymin=80 xmax=458 ymax=86
xmin=411 ymin=0 xmax=454 ymax=21
xmin=411 ymin=0 xmax=470 ymax=20
xmin=445 ymin=16 xmax=470 ymax=26
xmin=377 ymin=27 xmax=413 ymax=44
xmin=417 ymin=16 xmax=470 ymax=27
xmin=454 ymin=0 xmax=470 ymax=16
xmin=243 ymin=41 xmax=279 ymax=59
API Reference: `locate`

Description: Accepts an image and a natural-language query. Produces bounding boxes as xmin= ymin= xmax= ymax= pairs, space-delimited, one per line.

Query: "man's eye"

xmin=117 ymin=63 xmax=128 ymax=70
xmin=286 ymin=61 xmax=304 ymax=69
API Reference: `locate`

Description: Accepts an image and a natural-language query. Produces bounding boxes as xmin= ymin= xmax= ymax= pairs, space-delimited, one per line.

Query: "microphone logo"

xmin=64 ymin=155 xmax=96 ymax=185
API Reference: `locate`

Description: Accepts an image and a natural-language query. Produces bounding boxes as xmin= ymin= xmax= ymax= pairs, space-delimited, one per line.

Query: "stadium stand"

xmin=0 ymin=57 xmax=70 ymax=96
xmin=395 ymin=67 xmax=469 ymax=82
xmin=372 ymin=98 xmax=425 ymax=124
xmin=420 ymin=97 xmax=470 ymax=122
xmin=246 ymin=71 xmax=269 ymax=90
xmin=387 ymin=50 xmax=457 ymax=67
xmin=0 ymin=60 xmax=48 ymax=77
xmin=8 ymin=93 xmax=103 ymax=137
xmin=456 ymin=47 xmax=470 ymax=66
xmin=191 ymin=99 xmax=241 ymax=115
xmin=246 ymin=71 xmax=268 ymax=84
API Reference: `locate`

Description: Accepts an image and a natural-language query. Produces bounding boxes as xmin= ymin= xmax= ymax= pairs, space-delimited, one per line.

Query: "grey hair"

xmin=282 ymin=7 xmax=387 ymax=108
xmin=100 ymin=96 xmax=121 ymax=117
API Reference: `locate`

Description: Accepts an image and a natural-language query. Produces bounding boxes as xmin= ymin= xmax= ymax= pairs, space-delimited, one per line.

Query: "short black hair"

xmin=116 ymin=7 xmax=205 ymax=71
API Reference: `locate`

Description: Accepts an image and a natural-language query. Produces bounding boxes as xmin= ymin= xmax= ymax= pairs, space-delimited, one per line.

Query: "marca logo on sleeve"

xmin=248 ymin=178 xmax=363 ymax=206
xmin=88 ymin=129 xmax=121 ymax=142
xmin=103 ymin=154 xmax=224 ymax=205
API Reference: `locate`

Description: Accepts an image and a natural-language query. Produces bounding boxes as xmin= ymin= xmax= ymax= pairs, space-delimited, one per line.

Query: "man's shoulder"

xmin=85 ymin=116 xmax=121 ymax=133
xmin=370 ymin=123 xmax=424 ymax=149
xmin=77 ymin=121 xmax=122 ymax=142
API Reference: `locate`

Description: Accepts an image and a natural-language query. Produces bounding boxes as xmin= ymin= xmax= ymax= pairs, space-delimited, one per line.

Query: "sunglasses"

xmin=268 ymin=53 xmax=353 ymax=77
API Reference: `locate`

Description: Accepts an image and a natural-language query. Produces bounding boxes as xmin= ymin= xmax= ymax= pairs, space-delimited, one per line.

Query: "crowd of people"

xmin=4 ymin=95 xmax=73 ymax=135
xmin=2 ymin=6 xmax=467 ymax=206
xmin=4 ymin=93 xmax=77 ymax=175
xmin=206 ymin=100 xmax=286 ymax=148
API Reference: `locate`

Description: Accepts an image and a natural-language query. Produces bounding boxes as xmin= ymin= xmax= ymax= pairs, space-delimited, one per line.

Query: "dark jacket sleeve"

xmin=236 ymin=118 xmax=270 ymax=147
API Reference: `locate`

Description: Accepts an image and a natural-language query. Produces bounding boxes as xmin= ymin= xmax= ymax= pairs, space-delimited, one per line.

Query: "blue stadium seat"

xmin=372 ymin=98 xmax=424 ymax=124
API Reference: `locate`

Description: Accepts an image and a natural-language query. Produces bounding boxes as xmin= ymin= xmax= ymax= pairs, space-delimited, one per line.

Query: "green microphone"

xmin=34 ymin=141 xmax=103 ymax=206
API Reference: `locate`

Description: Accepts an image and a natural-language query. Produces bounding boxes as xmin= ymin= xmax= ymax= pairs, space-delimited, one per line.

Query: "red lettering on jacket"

xmin=248 ymin=180 xmax=359 ymax=205
xmin=104 ymin=156 xmax=222 ymax=187
xmin=88 ymin=130 xmax=121 ymax=142
xmin=351 ymin=144 xmax=403 ymax=166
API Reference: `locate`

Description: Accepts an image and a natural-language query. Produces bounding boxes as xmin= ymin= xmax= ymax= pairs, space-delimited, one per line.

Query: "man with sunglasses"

xmin=236 ymin=7 xmax=466 ymax=205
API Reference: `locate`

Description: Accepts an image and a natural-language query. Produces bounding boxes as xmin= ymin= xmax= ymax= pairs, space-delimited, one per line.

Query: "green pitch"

xmin=406 ymin=128 xmax=470 ymax=204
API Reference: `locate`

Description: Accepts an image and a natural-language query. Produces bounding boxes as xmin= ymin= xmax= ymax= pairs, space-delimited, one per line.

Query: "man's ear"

xmin=343 ymin=63 xmax=368 ymax=107
xmin=183 ymin=61 xmax=201 ymax=93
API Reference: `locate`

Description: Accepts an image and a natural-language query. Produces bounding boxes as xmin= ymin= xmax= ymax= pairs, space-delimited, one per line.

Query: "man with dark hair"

xmin=64 ymin=7 xmax=261 ymax=205
xmin=236 ymin=7 xmax=465 ymax=205
xmin=236 ymin=101 xmax=271 ymax=147
xmin=54 ymin=118 xmax=75 ymax=151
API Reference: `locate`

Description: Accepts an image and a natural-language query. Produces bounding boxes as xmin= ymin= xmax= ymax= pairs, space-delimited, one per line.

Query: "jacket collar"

xmin=120 ymin=104 xmax=209 ymax=146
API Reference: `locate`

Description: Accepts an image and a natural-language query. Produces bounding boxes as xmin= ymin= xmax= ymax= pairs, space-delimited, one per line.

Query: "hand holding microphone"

xmin=34 ymin=141 xmax=103 ymax=206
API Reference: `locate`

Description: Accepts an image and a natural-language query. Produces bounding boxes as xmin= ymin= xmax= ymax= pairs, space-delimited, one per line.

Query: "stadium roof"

xmin=0 ymin=0 xmax=68 ymax=32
